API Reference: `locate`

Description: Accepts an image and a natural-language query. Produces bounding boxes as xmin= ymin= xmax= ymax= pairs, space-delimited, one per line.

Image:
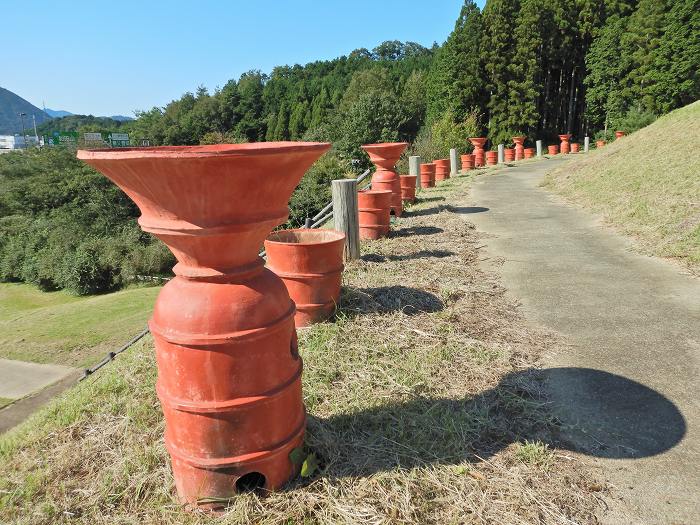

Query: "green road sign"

xmin=43 ymin=131 xmax=78 ymax=147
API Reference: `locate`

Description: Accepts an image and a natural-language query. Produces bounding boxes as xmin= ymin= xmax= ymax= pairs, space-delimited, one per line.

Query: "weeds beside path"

xmin=0 ymin=172 xmax=602 ymax=524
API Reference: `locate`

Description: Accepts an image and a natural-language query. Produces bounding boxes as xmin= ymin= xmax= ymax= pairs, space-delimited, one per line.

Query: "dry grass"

xmin=0 ymin=172 xmax=603 ymax=524
xmin=543 ymin=101 xmax=700 ymax=274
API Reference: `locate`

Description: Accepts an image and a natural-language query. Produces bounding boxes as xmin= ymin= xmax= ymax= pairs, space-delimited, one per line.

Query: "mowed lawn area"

xmin=0 ymin=283 xmax=159 ymax=368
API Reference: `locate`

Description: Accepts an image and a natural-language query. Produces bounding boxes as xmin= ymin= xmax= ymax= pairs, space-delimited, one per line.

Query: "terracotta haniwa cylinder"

xmin=434 ymin=158 xmax=450 ymax=181
xmin=512 ymin=136 xmax=526 ymax=160
xmin=559 ymin=134 xmax=572 ymax=154
xmin=399 ymin=175 xmax=417 ymax=203
xmin=596 ymin=140 xmax=606 ymax=148
xmin=615 ymin=131 xmax=626 ymax=139
xmin=461 ymin=154 xmax=475 ymax=171
xmin=548 ymin=144 xmax=559 ymax=155
xmin=504 ymin=148 xmax=515 ymax=162
xmin=358 ymin=189 xmax=391 ymax=240
xmin=362 ymin=142 xmax=408 ymax=217
xmin=420 ymin=162 xmax=436 ymax=188
xmin=265 ymin=229 xmax=345 ymax=328
xmin=469 ymin=137 xmax=487 ymax=167
xmin=77 ymin=142 xmax=331 ymax=509
xmin=571 ymin=143 xmax=580 ymax=153
xmin=524 ymin=147 xmax=535 ymax=159
xmin=486 ymin=150 xmax=498 ymax=165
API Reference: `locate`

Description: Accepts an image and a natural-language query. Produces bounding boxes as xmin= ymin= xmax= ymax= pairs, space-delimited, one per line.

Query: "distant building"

xmin=0 ymin=134 xmax=39 ymax=149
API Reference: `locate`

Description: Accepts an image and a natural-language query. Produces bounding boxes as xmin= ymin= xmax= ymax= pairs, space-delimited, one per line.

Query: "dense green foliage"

xmin=34 ymin=115 xmax=128 ymax=136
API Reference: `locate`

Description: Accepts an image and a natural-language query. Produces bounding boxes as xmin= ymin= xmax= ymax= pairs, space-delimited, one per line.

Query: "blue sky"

xmin=4 ymin=0 xmax=485 ymax=117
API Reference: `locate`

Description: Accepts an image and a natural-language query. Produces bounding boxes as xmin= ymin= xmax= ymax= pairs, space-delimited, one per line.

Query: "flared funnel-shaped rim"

xmin=512 ymin=136 xmax=526 ymax=142
xmin=266 ymin=228 xmax=345 ymax=247
xmin=469 ymin=137 xmax=487 ymax=146
xmin=558 ymin=134 xmax=572 ymax=140
xmin=361 ymin=142 xmax=408 ymax=167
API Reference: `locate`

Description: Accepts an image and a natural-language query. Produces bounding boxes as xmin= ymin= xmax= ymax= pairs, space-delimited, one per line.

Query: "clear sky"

xmin=3 ymin=0 xmax=485 ymax=117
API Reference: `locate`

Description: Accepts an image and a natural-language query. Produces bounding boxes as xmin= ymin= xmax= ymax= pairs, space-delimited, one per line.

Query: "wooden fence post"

xmin=449 ymin=148 xmax=458 ymax=176
xmin=332 ymin=179 xmax=360 ymax=261
xmin=536 ymin=140 xmax=543 ymax=158
xmin=409 ymin=155 xmax=421 ymax=192
xmin=498 ymin=144 xmax=505 ymax=164
xmin=584 ymin=136 xmax=590 ymax=152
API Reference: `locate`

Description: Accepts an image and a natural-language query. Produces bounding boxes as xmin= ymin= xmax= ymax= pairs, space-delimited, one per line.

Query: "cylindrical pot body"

xmin=559 ymin=134 xmax=572 ymax=154
xmin=571 ymin=143 xmax=580 ymax=153
xmin=419 ymin=163 xmax=436 ymax=188
xmin=512 ymin=136 xmax=526 ymax=160
xmin=399 ymin=175 xmax=417 ymax=203
xmin=469 ymin=137 xmax=487 ymax=167
xmin=524 ymin=148 xmax=535 ymax=159
xmin=362 ymin=142 xmax=408 ymax=218
xmin=504 ymin=148 xmax=515 ymax=162
xmin=357 ymin=190 xmax=391 ymax=240
xmin=596 ymin=140 xmax=606 ymax=148
xmin=434 ymin=158 xmax=450 ymax=181
xmin=486 ymin=151 xmax=498 ymax=165
xmin=265 ymin=229 xmax=345 ymax=328
xmin=460 ymin=154 xmax=475 ymax=171
xmin=548 ymin=144 xmax=559 ymax=155
xmin=615 ymin=131 xmax=626 ymax=139
xmin=77 ymin=142 xmax=331 ymax=509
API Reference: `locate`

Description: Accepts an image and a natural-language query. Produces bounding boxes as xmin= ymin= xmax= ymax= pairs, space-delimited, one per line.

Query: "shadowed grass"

xmin=544 ymin=101 xmax=700 ymax=274
xmin=0 ymin=172 xmax=602 ymax=524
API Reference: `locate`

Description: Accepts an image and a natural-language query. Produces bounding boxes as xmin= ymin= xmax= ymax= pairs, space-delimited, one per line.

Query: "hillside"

xmin=544 ymin=101 xmax=700 ymax=274
xmin=0 ymin=87 xmax=51 ymax=134
xmin=34 ymin=114 xmax=128 ymax=135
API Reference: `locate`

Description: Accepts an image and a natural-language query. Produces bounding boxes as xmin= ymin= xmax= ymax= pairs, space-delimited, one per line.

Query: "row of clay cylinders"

xmin=357 ymin=142 xmax=408 ymax=242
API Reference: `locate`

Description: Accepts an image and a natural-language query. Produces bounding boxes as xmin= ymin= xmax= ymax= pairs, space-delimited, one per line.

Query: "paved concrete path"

xmin=466 ymin=159 xmax=699 ymax=524
xmin=0 ymin=358 xmax=78 ymax=433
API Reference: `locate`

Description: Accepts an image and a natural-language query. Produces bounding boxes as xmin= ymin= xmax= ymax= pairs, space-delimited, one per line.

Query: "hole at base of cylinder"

xmin=235 ymin=472 xmax=266 ymax=493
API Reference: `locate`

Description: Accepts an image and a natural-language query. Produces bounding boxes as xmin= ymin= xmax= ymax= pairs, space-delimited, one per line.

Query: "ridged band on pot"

xmin=357 ymin=189 xmax=392 ymax=240
xmin=419 ymin=163 xmax=436 ymax=188
xmin=361 ymin=142 xmax=408 ymax=218
xmin=460 ymin=154 xmax=475 ymax=171
xmin=265 ymin=229 xmax=345 ymax=328
xmin=548 ymin=144 xmax=559 ymax=155
xmin=504 ymin=148 xmax=515 ymax=161
xmin=524 ymin=147 xmax=535 ymax=158
xmin=485 ymin=151 xmax=498 ymax=165
xmin=434 ymin=158 xmax=450 ymax=181
xmin=399 ymin=175 xmax=417 ymax=203
xmin=77 ymin=142 xmax=331 ymax=509
xmin=512 ymin=136 xmax=526 ymax=160
xmin=469 ymin=137 xmax=487 ymax=167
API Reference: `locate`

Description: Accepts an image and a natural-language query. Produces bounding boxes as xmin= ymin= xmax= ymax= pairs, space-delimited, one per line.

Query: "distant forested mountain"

xmin=0 ymin=87 xmax=51 ymax=134
xmin=35 ymin=115 xmax=128 ymax=135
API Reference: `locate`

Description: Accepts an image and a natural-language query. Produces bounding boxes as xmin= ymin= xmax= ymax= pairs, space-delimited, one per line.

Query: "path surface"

xmin=466 ymin=158 xmax=700 ymax=524
xmin=0 ymin=358 xmax=78 ymax=433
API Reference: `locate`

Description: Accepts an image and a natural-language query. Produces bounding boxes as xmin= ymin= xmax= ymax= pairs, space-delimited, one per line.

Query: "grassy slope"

xmin=544 ymin=101 xmax=700 ymax=274
xmin=0 ymin=283 xmax=159 ymax=367
xmin=0 ymin=173 xmax=601 ymax=525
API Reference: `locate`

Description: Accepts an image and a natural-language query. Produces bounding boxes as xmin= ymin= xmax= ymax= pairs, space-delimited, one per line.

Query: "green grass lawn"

xmin=0 ymin=283 xmax=159 ymax=368
xmin=544 ymin=101 xmax=700 ymax=274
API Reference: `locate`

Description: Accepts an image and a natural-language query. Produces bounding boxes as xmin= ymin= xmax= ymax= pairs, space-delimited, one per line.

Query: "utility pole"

xmin=18 ymin=112 xmax=27 ymax=149
xmin=32 ymin=114 xmax=39 ymax=147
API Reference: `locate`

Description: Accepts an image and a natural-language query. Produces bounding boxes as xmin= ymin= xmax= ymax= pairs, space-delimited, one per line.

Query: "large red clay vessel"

xmin=571 ymin=142 xmax=580 ymax=153
xmin=486 ymin=150 xmax=498 ymax=165
xmin=524 ymin=148 xmax=535 ymax=159
xmin=615 ymin=131 xmax=626 ymax=139
xmin=504 ymin=148 xmax=515 ymax=162
xmin=265 ymin=229 xmax=345 ymax=328
xmin=434 ymin=158 xmax=450 ymax=181
xmin=362 ymin=142 xmax=408 ymax=217
xmin=399 ymin=175 xmax=417 ymax=203
xmin=512 ymin=136 xmax=526 ymax=161
xmin=77 ymin=142 xmax=330 ymax=508
xmin=419 ymin=163 xmax=436 ymax=188
xmin=559 ymin=134 xmax=572 ymax=154
xmin=548 ymin=144 xmax=559 ymax=155
xmin=469 ymin=137 xmax=487 ymax=167
xmin=596 ymin=140 xmax=606 ymax=148
xmin=461 ymin=154 xmax=475 ymax=171
xmin=357 ymin=189 xmax=391 ymax=239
